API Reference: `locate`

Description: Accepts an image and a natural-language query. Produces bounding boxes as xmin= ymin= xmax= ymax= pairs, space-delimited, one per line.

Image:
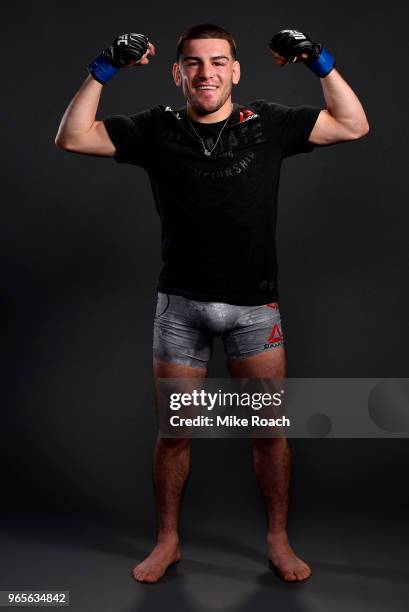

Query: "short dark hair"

xmin=176 ymin=23 xmax=237 ymax=62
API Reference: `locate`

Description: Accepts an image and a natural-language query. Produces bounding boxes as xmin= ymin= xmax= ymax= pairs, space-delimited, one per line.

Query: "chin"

xmin=196 ymin=105 xmax=219 ymax=115
xmin=190 ymin=98 xmax=224 ymax=115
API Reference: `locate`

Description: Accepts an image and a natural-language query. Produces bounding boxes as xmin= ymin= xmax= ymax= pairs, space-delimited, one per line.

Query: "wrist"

xmin=88 ymin=54 xmax=119 ymax=85
xmin=304 ymin=46 xmax=335 ymax=78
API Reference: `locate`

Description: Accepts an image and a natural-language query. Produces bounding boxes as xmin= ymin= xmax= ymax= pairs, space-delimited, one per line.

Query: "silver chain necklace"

xmin=187 ymin=104 xmax=233 ymax=157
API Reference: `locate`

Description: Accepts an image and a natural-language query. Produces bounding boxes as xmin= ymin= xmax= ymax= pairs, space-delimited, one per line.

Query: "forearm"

xmin=55 ymin=75 xmax=103 ymax=146
xmin=320 ymin=68 xmax=369 ymax=136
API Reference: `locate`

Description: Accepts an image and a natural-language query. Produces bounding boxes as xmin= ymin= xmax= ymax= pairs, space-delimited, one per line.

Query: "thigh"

xmin=223 ymin=301 xmax=286 ymax=377
xmin=153 ymin=356 xmax=207 ymax=406
xmin=227 ymin=345 xmax=286 ymax=379
xmin=153 ymin=357 xmax=207 ymax=437
xmin=153 ymin=357 xmax=207 ymax=380
xmin=153 ymin=292 xmax=213 ymax=370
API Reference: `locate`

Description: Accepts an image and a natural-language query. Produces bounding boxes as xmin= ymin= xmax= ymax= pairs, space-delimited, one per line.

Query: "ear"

xmin=232 ymin=60 xmax=241 ymax=85
xmin=172 ymin=62 xmax=182 ymax=87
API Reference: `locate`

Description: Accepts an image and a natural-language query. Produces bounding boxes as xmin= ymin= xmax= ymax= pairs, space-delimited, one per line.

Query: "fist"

xmin=268 ymin=29 xmax=335 ymax=78
xmin=269 ymin=29 xmax=317 ymax=64
xmin=103 ymin=33 xmax=150 ymax=67
xmin=88 ymin=33 xmax=156 ymax=84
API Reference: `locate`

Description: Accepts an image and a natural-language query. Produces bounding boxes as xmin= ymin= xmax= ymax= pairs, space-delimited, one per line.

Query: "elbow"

xmin=54 ymin=135 xmax=75 ymax=152
xmin=54 ymin=125 xmax=75 ymax=150
xmin=362 ymin=119 xmax=370 ymax=136
xmin=357 ymin=119 xmax=370 ymax=138
xmin=54 ymin=134 xmax=68 ymax=150
xmin=349 ymin=119 xmax=370 ymax=140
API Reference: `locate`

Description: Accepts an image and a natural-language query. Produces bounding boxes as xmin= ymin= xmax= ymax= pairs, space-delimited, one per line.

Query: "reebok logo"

xmin=267 ymin=323 xmax=283 ymax=344
xmin=239 ymin=108 xmax=259 ymax=123
xmin=264 ymin=323 xmax=284 ymax=349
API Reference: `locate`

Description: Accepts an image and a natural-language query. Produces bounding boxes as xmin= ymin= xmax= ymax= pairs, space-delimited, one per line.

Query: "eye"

xmin=214 ymin=62 xmax=226 ymax=66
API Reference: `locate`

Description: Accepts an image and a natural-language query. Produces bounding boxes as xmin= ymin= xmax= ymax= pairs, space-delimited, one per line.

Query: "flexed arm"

xmin=54 ymin=33 xmax=155 ymax=155
xmin=269 ymin=29 xmax=369 ymax=145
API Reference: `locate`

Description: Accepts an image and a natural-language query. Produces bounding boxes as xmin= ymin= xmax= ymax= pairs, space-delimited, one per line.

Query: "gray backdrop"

xmin=2 ymin=0 xmax=408 ymax=534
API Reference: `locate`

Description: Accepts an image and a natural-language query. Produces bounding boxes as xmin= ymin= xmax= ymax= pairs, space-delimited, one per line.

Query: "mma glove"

xmin=269 ymin=29 xmax=335 ymax=77
xmin=88 ymin=33 xmax=149 ymax=84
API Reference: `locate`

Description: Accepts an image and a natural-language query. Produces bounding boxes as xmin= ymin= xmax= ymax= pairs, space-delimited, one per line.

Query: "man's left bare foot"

xmin=267 ymin=532 xmax=312 ymax=582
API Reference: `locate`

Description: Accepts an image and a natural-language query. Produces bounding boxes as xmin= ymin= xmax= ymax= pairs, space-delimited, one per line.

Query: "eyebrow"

xmin=182 ymin=55 xmax=230 ymax=62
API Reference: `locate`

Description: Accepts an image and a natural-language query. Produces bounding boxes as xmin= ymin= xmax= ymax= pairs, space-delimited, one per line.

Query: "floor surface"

xmin=1 ymin=512 xmax=408 ymax=612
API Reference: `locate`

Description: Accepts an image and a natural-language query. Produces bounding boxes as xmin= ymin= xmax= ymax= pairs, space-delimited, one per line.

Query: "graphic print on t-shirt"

xmin=103 ymin=100 xmax=321 ymax=305
xmin=161 ymin=105 xmax=268 ymax=180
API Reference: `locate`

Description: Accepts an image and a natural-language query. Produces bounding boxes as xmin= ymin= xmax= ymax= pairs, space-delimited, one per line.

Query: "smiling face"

xmin=172 ymin=38 xmax=240 ymax=121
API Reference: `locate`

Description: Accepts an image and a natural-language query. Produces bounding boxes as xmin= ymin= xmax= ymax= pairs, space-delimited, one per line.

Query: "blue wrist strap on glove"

xmin=304 ymin=47 xmax=335 ymax=78
xmin=88 ymin=54 xmax=119 ymax=85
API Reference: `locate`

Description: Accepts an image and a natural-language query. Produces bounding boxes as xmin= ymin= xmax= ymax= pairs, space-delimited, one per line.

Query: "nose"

xmin=197 ymin=60 xmax=214 ymax=80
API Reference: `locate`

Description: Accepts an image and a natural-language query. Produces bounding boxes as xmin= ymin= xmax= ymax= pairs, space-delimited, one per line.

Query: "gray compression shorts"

xmin=153 ymin=292 xmax=284 ymax=368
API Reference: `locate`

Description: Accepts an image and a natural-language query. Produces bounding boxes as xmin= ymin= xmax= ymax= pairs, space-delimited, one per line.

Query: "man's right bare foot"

xmin=131 ymin=537 xmax=181 ymax=584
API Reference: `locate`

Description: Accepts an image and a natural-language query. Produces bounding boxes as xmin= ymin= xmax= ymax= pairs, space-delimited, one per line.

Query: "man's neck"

xmin=187 ymin=100 xmax=234 ymax=124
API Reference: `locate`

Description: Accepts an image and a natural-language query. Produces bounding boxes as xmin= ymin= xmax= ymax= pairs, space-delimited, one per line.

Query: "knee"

xmin=156 ymin=436 xmax=191 ymax=454
xmin=252 ymin=436 xmax=289 ymax=453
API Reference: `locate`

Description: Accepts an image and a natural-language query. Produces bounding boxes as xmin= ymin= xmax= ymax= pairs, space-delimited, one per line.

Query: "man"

xmin=55 ymin=23 xmax=369 ymax=583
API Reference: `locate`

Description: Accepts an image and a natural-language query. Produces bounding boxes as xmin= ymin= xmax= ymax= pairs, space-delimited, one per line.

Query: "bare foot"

xmin=131 ymin=538 xmax=181 ymax=584
xmin=267 ymin=533 xmax=312 ymax=582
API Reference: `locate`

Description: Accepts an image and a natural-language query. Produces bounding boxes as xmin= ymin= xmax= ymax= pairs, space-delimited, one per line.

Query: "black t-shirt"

xmin=103 ymin=100 xmax=321 ymax=305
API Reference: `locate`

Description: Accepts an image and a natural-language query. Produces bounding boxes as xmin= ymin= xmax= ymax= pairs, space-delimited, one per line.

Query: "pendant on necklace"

xmin=204 ymin=149 xmax=212 ymax=157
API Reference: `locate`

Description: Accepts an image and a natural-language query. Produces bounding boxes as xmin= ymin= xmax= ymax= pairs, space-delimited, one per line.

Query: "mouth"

xmin=193 ymin=85 xmax=218 ymax=92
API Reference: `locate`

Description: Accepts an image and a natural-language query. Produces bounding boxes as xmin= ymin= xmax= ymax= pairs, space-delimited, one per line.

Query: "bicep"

xmin=308 ymin=109 xmax=358 ymax=145
xmin=57 ymin=121 xmax=117 ymax=156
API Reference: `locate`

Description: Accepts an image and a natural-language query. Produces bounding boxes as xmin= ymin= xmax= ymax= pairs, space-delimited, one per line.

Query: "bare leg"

xmin=131 ymin=358 xmax=206 ymax=583
xmin=227 ymin=348 xmax=312 ymax=582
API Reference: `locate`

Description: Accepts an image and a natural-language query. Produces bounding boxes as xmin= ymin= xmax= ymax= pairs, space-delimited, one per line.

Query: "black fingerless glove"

xmin=269 ymin=29 xmax=335 ymax=77
xmin=88 ymin=33 xmax=149 ymax=85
